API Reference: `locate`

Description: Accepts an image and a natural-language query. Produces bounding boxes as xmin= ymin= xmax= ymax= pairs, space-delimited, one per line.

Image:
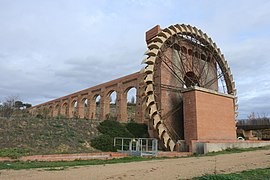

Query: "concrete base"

xmin=192 ymin=140 xmax=270 ymax=154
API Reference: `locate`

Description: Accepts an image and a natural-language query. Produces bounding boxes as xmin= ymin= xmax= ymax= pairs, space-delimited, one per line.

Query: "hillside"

xmin=0 ymin=118 xmax=100 ymax=155
xmin=0 ymin=103 xmax=138 ymax=156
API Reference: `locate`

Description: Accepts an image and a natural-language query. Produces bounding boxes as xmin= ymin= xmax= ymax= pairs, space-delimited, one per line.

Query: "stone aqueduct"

xmin=30 ymin=72 xmax=146 ymax=123
xmin=30 ymin=24 xmax=237 ymax=151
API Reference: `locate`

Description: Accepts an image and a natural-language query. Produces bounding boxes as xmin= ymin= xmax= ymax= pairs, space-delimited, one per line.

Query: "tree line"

xmin=237 ymin=112 xmax=270 ymax=126
xmin=0 ymin=96 xmax=32 ymax=119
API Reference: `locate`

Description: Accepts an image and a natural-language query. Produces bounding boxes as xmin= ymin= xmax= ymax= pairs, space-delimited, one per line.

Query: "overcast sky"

xmin=0 ymin=0 xmax=270 ymax=119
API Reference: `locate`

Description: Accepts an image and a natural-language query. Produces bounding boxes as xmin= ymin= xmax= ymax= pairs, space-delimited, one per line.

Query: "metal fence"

xmin=114 ymin=137 xmax=158 ymax=156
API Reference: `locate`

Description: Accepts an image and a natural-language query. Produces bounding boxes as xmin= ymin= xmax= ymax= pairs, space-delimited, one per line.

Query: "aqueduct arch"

xmin=29 ymin=24 xmax=237 ymax=151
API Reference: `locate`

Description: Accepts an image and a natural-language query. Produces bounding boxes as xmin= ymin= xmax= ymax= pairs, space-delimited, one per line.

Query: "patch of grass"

xmin=0 ymin=148 xmax=30 ymax=159
xmin=0 ymin=156 xmax=163 ymax=170
xmin=194 ymin=167 xmax=270 ymax=180
xmin=193 ymin=145 xmax=270 ymax=157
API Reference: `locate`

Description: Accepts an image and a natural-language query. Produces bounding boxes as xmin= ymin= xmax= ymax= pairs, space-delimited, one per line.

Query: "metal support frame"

xmin=114 ymin=137 xmax=158 ymax=156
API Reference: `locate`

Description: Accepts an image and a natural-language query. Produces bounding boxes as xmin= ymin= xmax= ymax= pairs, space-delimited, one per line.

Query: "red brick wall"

xmin=183 ymin=90 xmax=198 ymax=144
xmin=145 ymin=25 xmax=161 ymax=44
xmin=183 ymin=88 xmax=236 ymax=150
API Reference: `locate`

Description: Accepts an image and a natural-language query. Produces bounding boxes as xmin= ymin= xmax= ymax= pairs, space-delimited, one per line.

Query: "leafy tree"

xmin=14 ymin=101 xmax=24 ymax=109
xmin=23 ymin=103 xmax=32 ymax=109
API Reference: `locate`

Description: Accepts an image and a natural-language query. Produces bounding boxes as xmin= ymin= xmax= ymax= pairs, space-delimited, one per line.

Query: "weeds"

xmin=194 ymin=167 xmax=270 ymax=180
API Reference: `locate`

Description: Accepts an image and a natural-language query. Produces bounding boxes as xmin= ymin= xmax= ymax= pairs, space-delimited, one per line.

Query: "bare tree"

xmin=247 ymin=112 xmax=256 ymax=120
xmin=241 ymin=112 xmax=270 ymax=125
xmin=0 ymin=95 xmax=18 ymax=119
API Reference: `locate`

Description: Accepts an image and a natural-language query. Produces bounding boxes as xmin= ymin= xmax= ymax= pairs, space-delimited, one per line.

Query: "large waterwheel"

xmin=142 ymin=24 xmax=237 ymax=151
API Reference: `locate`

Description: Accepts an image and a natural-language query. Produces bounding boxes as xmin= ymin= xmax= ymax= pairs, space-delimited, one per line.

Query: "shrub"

xmin=91 ymin=135 xmax=116 ymax=152
xmin=97 ymin=120 xmax=133 ymax=138
xmin=91 ymin=120 xmax=149 ymax=152
xmin=36 ymin=114 xmax=43 ymax=119
xmin=126 ymin=122 xmax=148 ymax=138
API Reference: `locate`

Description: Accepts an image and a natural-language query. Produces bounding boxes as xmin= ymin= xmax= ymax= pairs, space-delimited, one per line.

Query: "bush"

xmin=97 ymin=120 xmax=133 ymax=138
xmin=91 ymin=120 xmax=149 ymax=152
xmin=36 ymin=114 xmax=43 ymax=119
xmin=91 ymin=135 xmax=116 ymax=152
xmin=126 ymin=122 xmax=148 ymax=138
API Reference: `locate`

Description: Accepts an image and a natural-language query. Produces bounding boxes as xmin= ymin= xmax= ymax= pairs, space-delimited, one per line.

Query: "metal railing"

xmin=114 ymin=137 xmax=158 ymax=156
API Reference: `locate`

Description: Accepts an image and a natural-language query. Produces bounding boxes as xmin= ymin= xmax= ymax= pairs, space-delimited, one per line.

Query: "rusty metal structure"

xmin=29 ymin=24 xmax=238 ymax=151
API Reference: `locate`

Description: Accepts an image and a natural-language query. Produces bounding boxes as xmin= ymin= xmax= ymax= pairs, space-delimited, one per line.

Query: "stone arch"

xmin=95 ymin=94 xmax=101 ymax=119
xmin=125 ymin=86 xmax=137 ymax=122
xmin=70 ymin=98 xmax=78 ymax=118
xmin=181 ymin=46 xmax=187 ymax=54
xmin=201 ymin=53 xmax=207 ymax=61
xmin=48 ymin=105 xmax=53 ymax=117
xmin=61 ymin=102 xmax=69 ymax=117
xmin=54 ymin=103 xmax=61 ymax=117
xmin=188 ymin=49 xmax=192 ymax=56
xmin=107 ymin=90 xmax=117 ymax=120
xmin=78 ymin=96 xmax=88 ymax=119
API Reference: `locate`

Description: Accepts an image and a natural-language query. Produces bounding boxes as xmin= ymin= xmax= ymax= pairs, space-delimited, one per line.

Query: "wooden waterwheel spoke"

xmin=163 ymin=38 xmax=191 ymax=78
xmin=197 ymin=47 xmax=216 ymax=85
xmin=174 ymin=37 xmax=194 ymax=73
xmin=175 ymin=35 xmax=208 ymax=87
xmin=204 ymin=65 xmax=225 ymax=89
xmin=189 ymin=35 xmax=203 ymax=78
xmin=159 ymin=53 xmax=185 ymax=85
xmin=161 ymin=104 xmax=183 ymax=141
xmin=161 ymin=105 xmax=182 ymax=121
xmin=161 ymin=48 xmax=197 ymax=87
xmin=160 ymin=83 xmax=185 ymax=92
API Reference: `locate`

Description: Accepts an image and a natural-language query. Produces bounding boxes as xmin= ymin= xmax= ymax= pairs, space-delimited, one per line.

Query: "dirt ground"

xmin=1 ymin=149 xmax=270 ymax=180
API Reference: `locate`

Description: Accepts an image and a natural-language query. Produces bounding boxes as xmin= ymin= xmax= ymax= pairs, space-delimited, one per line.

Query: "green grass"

xmin=194 ymin=167 xmax=270 ymax=180
xmin=0 ymin=156 xmax=162 ymax=170
xmin=194 ymin=145 xmax=270 ymax=157
xmin=0 ymin=148 xmax=30 ymax=159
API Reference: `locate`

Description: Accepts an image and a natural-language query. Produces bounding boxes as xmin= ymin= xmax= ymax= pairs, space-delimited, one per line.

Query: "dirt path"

xmin=1 ymin=150 xmax=270 ymax=180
